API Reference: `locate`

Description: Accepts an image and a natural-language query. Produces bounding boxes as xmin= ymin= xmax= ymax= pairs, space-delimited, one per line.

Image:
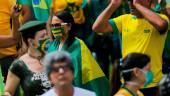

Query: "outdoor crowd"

xmin=0 ymin=0 xmax=170 ymax=96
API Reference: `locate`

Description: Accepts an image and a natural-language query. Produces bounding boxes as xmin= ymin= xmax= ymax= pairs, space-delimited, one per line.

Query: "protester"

xmin=0 ymin=0 xmax=19 ymax=85
xmin=110 ymin=53 xmax=151 ymax=96
xmin=93 ymin=0 xmax=169 ymax=96
xmin=47 ymin=11 xmax=109 ymax=96
xmin=4 ymin=21 xmax=51 ymax=96
xmin=0 ymin=4 xmax=21 ymax=49
xmin=42 ymin=51 xmax=96 ymax=96
xmin=0 ymin=4 xmax=21 ymax=94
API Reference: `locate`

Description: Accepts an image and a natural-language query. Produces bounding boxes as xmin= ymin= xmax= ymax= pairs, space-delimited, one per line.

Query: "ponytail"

xmin=110 ymin=60 xmax=122 ymax=96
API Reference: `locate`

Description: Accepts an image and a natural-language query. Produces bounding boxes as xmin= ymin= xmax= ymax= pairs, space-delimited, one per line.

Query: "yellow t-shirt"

xmin=109 ymin=14 xmax=169 ymax=88
xmin=0 ymin=0 xmax=17 ymax=58
xmin=52 ymin=0 xmax=85 ymax=24
xmin=114 ymin=88 xmax=144 ymax=96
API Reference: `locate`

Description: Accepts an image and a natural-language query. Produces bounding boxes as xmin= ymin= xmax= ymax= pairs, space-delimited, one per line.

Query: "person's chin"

xmin=58 ymin=81 xmax=70 ymax=87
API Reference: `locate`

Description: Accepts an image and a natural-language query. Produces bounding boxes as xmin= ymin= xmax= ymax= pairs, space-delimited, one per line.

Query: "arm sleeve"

xmin=9 ymin=60 xmax=25 ymax=79
xmin=159 ymin=14 xmax=170 ymax=30
xmin=108 ymin=15 xmax=123 ymax=33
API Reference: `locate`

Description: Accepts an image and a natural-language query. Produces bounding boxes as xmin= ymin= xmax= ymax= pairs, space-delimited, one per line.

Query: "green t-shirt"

xmin=18 ymin=0 xmax=52 ymax=21
xmin=10 ymin=60 xmax=52 ymax=96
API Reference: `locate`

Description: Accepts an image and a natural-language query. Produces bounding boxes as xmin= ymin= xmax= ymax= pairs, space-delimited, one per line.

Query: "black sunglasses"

xmin=51 ymin=23 xmax=68 ymax=28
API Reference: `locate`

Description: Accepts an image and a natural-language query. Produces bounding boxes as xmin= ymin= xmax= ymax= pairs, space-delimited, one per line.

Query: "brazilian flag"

xmin=48 ymin=38 xmax=109 ymax=96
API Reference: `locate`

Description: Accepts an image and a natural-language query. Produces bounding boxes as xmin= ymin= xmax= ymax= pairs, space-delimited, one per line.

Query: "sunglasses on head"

xmin=51 ymin=23 xmax=68 ymax=28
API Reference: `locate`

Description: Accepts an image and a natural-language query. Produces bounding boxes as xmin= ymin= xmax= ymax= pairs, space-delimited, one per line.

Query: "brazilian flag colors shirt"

xmin=52 ymin=0 xmax=85 ymax=24
xmin=114 ymin=87 xmax=144 ymax=96
xmin=109 ymin=14 xmax=169 ymax=88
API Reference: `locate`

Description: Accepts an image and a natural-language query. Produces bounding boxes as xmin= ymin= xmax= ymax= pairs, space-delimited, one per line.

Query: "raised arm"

xmin=0 ymin=5 xmax=21 ymax=48
xmin=133 ymin=0 xmax=168 ymax=34
xmin=20 ymin=5 xmax=32 ymax=24
xmin=92 ymin=0 xmax=122 ymax=33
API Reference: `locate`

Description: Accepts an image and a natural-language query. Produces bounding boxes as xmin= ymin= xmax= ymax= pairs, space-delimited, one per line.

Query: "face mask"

xmin=37 ymin=38 xmax=50 ymax=53
xmin=51 ymin=27 xmax=65 ymax=40
xmin=143 ymin=70 xmax=154 ymax=87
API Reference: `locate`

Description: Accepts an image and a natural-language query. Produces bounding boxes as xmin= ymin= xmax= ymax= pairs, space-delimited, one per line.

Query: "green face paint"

xmin=51 ymin=27 xmax=65 ymax=40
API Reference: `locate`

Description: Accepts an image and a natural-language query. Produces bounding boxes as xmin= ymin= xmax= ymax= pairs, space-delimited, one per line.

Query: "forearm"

xmin=92 ymin=2 xmax=119 ymax=33
xmin=134 ymin=4 xmax=168 ymax=34
xmin=0 ymin=17 xmax=20 ymax=48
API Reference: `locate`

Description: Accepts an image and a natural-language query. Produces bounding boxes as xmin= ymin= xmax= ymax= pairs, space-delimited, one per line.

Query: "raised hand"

xmin=11 ymin=4 xmax=22 ymax=18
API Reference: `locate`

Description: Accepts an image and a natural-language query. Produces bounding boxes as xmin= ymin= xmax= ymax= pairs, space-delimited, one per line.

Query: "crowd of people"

xmin=0 ymin=0 xmax=170 ymax=96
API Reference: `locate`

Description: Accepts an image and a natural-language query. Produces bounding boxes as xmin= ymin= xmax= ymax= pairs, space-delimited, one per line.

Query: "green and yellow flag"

xmin=48 ymin=38 xmax=109 ymax=96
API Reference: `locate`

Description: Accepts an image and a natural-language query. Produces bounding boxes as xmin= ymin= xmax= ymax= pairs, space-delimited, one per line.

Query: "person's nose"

xmin=58 ymin=67 xmax=65 ymax=74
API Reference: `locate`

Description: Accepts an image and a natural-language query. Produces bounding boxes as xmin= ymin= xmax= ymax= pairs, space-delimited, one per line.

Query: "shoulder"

xmin=74 ymin=87 xmax=96 ymax=96
xmin=158 ymin=14 xmax=169 ymax=22
xmin=137 ymin=90 xmax=144 ymax=96
xmin=110 ymin=14 xmax=132 ymax=20
xmin=41 ymin=88 xmax=56 ymax=96
xmin=114 ymin=88 xmax=129 ymax=96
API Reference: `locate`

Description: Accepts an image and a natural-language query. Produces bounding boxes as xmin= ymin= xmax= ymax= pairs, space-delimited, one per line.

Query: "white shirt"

xmin=42 ymin=87 xmax=96 ymax=96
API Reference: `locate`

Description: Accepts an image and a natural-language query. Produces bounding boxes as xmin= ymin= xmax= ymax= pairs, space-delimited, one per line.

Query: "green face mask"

xmin=51 ymin=27 xmax=65 ymax=40
xmin=143 ymin=70 xmax=154 ymax=87
xmin=37 ymin=38 xmax=50 ymax=53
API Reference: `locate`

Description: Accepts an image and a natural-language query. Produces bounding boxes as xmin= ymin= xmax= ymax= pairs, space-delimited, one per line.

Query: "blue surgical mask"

xmin=143 ymin=70 xmax=154 ymax=87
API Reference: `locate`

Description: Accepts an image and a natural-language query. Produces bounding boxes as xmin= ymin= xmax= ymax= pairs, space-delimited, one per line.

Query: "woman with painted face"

xmin=4 ymin=21 xmax=51 ymax=96
xmin=48 ymin=11 xmax=109 ymax=96
xmin=42 ymin=51 xmax=96 ymax=96
xmin=110 ymin=53 xmax=153 ymax=96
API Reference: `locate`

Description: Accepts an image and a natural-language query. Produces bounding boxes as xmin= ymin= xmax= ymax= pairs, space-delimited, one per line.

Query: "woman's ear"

xmin=28 ymin=38 xmax=34 ymax=47
xmin=133 ymin=68 xmax=142 ymax=78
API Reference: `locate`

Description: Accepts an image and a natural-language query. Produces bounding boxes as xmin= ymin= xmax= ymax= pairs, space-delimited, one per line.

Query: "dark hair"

xmin=17 ymin=21 xmax=46 ymax=57
xmin=53 ymin=11 xmax=76 ymax=46
xmin=43 ymin=51 xmax=74 ymax=77
xmin=110 ymin=53 xmax=150 ymax=96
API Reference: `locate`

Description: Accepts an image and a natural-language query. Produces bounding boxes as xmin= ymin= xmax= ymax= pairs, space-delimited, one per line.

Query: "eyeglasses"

xmin=51 ymin=23 xmax=68 ymax=28
xmin=51 ymin=64 xmax=71 ymax=73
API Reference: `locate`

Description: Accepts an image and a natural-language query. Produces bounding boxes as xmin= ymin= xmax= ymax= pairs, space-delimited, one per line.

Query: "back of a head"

xmin=110 ymin=53 xmax=150 ymax=96
xmin=122 ymin=53 xmax=150 ymax=71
